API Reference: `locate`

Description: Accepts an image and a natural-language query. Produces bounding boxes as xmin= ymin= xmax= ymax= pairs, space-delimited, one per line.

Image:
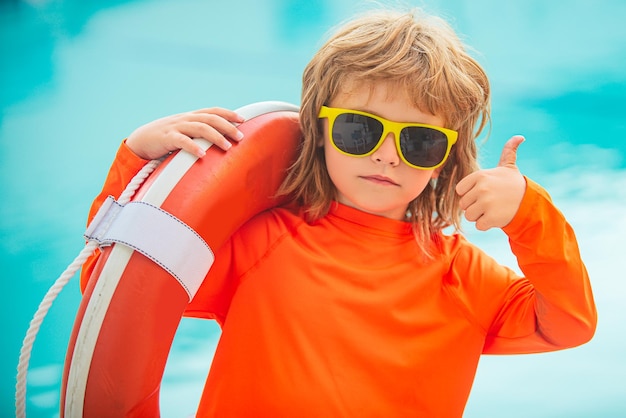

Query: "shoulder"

xmin=204 ymin=206 xmax=305 ymax=290
xmin=228 ymin=205 xmax=305 ymax=248
xmin=435 ymin=231 xmax=520 ymax=315
xmin=433 ymin=231 xmax=506 ymax=279
xmin=433 ymin=231 xmax=472 ymax=261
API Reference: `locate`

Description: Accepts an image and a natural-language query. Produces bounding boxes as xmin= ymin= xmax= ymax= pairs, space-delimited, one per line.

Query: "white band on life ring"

xmin=84 ymin=195 xmax=214 ymax=300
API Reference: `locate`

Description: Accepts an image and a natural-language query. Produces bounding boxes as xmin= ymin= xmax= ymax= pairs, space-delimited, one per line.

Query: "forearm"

xmin=503 ymin=178 xmax=597 ymax=347
xmin=80 ymin=140 xmax=149 ymax=291
xmin=86 ymin=140 xmax=150 ymax=224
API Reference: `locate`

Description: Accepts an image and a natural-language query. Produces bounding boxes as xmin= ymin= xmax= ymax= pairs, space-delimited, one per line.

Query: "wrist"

xmin=122 ymin=138 xmax=151 ymax=162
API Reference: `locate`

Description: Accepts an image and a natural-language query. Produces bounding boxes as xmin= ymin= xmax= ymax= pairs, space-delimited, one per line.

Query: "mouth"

xmin=360 ymin=175 xmax=400 ymax=186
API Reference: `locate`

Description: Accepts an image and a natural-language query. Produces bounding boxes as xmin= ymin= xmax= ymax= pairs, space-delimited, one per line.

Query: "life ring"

xmin=60 ymin=102 xmax=301 ymax=417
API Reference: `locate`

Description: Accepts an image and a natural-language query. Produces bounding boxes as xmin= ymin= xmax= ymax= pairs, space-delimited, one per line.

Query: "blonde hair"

xmin=279 ymin=8 xmax=490 ymax=252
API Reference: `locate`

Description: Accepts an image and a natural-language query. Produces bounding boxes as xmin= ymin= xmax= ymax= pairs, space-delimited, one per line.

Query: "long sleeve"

xmin=482 ymin=178 xmax=597 ymax=353
xmin=80 ymin=141 xmax=150 ymax=292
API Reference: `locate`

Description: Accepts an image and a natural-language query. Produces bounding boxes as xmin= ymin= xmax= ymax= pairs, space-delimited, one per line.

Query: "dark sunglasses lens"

xmin=331 ymin=113 xmax=384 ymax=155
xmin=400 ymin=127 xmax=449 ymax=168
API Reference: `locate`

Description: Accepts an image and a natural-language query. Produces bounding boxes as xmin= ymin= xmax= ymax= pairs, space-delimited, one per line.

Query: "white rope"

xmin=15 ymin=158 xmax=162 ymax=418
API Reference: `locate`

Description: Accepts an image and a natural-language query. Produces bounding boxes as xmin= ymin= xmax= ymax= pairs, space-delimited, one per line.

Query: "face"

xmin=323 ymin=82 xmax=445 ymax=220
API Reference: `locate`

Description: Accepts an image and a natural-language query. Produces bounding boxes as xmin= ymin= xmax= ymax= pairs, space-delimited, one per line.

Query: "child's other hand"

xmin=126 ymin=108 xmax=246 ymax=160
xmin=455 ymin=136 xmax=527 ymax=231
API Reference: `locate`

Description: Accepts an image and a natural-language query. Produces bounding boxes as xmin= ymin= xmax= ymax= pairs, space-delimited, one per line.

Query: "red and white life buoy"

xmin=60 ymin=102 xmax=301 ymax=417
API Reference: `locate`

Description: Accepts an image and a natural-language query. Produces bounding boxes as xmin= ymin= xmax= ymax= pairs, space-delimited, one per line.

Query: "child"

xmin=82 ymin=8 xmax=596 ymax=417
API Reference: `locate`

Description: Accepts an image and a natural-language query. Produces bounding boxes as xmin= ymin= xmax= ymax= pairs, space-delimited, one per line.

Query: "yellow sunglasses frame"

xmin=318 ymin=106 xmax=458 ymax=170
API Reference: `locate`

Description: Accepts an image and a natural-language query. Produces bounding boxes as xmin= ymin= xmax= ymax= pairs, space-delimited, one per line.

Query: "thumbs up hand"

xmin=455 ymin=135 xmax=527 ymax=231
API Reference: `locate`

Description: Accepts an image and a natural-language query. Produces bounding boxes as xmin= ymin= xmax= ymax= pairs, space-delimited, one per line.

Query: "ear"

xmin=316 ymin=132 xmax=324 ymax=147
xmin=317 ymin=120 xmax=328 ymax=147
xmin=431 ymin=165 xmax=444 ymax=179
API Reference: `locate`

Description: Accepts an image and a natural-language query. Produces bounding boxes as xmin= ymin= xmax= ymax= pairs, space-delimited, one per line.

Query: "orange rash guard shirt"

xmin=82 ymin=142 xmax=597 ymax=418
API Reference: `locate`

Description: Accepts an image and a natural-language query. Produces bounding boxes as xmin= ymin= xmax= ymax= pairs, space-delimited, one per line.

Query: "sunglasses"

xmin=318 ymin=106 xmax=458 ymax=170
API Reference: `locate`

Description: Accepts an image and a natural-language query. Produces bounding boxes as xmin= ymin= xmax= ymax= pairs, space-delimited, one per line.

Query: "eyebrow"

xmin=338 ymin=106 xmax=423 ymax=125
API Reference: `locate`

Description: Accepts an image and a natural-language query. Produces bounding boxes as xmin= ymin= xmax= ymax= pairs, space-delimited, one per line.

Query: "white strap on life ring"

xmin=84 ymin=196 xmax=214 ymax=300
xmin=64 ymin=101 xmax=300 ymax=417
xmin=15 ymin=101 xmax=301 ymax=418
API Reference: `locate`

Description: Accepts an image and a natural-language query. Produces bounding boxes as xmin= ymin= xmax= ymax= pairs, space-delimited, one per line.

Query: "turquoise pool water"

xmin=2 ymin=0 xmax=625 ymax=416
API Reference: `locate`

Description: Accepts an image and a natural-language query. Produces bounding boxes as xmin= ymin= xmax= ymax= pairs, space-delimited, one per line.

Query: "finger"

xmin=455 ymin=171 xmax=477 ymax=197
xmin=178 ymin=117 xmax=245 ymax=151
xmin=170 ymin=132 xmax=207 ymax=158
xmin=192 ymin=107 xmax=245 ymax=124
xmin=458 ymin=191 xmax=477 ymax=211
xmin=474 ymin=216 xmax=492 ymax=232
xmin=497 ymin=135 xmax=525 ymax=168
xmin=189 ymin=113 xmax=245 ymax=142
xmin=464 ymin=207 xmax=492 ymax=231
xmin=463 ymin=202 xmax=483 ymax=223
xmin=183 ymin=122 xmax=236 ymax=151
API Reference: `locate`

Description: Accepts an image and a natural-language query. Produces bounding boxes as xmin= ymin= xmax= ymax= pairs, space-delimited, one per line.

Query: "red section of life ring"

xmin=60 ymin=104 xmax=301 ymax=417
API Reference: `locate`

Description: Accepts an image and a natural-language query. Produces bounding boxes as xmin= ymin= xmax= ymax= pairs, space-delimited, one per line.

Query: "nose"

xmin=370 ymin=133 xmax=400 ymax=166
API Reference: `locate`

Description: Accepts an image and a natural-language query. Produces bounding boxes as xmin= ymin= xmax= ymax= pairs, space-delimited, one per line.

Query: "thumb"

xmin=498 ymin=135 xmax=525 ymax=168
